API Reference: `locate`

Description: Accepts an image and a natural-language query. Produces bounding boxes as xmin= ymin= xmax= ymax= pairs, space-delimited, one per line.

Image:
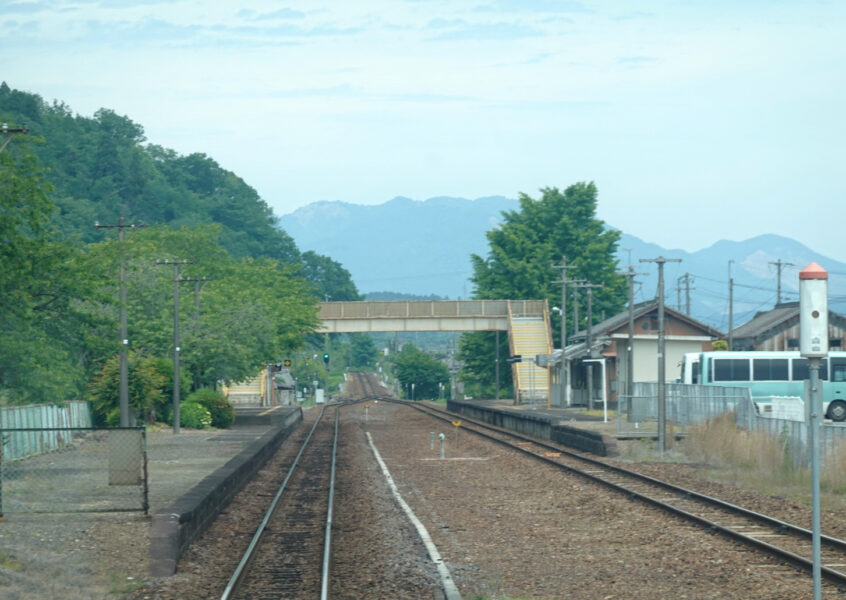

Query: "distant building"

xmin=729 ymin=301 xmax=846 ymax=351
xmin=549 ymin=300 xmax=723 ymax=407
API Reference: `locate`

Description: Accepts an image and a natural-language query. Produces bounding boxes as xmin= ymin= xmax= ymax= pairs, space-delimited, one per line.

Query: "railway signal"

xmin=323 ymin=353 xmax=330 ymax=365
xmin=283 ymin=359 xmax=292 ymax=367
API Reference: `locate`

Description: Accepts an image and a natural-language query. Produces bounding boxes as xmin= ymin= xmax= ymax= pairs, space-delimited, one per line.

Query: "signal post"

xmin=800 ymin=262 xmax=828 ymax=600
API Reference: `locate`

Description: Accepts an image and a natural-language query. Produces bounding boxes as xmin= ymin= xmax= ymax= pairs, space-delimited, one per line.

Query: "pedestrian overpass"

xmin=318 ymin=300 xmax=552 ymax=403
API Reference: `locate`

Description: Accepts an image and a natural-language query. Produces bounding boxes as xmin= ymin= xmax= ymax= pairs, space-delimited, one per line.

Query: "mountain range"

xmin=278 ymin=196 xmax=846 ymax=331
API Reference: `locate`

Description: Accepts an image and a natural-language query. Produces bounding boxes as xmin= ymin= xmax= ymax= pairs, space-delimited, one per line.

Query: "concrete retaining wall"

xmin=550 ymin=425 xmax=614 ymax=457
xmin=447 ymin=400 xmax=614 ymax=457
xmin=149 ymin=407 xmax=302 ymax=576
xmin=447 ymin=400 xmax=553 ymax=440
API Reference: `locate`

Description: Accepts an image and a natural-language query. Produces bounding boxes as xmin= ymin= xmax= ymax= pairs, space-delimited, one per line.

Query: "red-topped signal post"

xmin=800 ymin=261 xmax=828 ymax=600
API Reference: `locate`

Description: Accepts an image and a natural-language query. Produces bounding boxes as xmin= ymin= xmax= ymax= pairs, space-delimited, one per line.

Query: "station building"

xmin=550 ymin=300 xmax=723 ymax=408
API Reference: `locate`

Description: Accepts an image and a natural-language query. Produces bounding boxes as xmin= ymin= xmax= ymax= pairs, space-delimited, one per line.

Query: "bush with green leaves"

xmin=178 ymin=402 xmax=212 ymax=429
xmin=185 ymin=388 xmax=235 ymax=429
xmin=88 ymin=353 xmax=170 ymax=426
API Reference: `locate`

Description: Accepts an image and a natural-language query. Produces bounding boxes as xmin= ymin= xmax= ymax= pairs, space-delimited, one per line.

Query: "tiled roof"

xmin=569 ymin=299 xmax=723 ymax=343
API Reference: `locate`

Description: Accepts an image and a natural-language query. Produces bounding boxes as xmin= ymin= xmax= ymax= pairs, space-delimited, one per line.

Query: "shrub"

xmin=178 ymin=402 xmax=212 ymax=429
xmin=186 ymin=388 xmax=235 ymax=429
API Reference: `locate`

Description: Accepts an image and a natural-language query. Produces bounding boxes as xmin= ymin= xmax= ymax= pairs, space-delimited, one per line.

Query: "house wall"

xmin=631 ymin=338 xmax=706 ymax=383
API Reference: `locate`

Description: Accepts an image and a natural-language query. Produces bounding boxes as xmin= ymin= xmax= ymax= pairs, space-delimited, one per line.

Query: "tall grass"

xmin=681 ymin=413 xmax=846 ymax=507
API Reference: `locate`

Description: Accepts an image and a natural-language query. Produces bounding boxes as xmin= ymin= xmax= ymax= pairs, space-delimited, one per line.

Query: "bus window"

xmin=832 ymin=358 xmax=846 ymax=383
xmin=792 ymin=358 xmax=829 ymax=381
xmin=753 ymin=358 xmax=789 ymax=381
xmin=713 ymin=358 xmax=750 ymax=382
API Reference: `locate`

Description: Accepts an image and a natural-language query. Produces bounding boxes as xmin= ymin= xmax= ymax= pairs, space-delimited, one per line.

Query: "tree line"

xmin=0 ymin=83 xmax=365 ymax=421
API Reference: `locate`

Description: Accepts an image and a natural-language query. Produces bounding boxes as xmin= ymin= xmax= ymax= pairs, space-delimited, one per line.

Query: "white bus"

xmin=680 ymin=351 xmax=846 ymax=421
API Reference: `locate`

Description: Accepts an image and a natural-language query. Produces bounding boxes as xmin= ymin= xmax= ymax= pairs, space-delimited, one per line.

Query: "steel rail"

xmin=219 ymin=405 xmax=328 ymax=600
xmin=348 ymin=372 xmax=846 ymax=588
xmin=400 ymin=398 xmax=846 ymax=587
xmin=320 ymin=406 xmax=340 ymax=600
xmin=412 ymin=400 xmax=846 ymax=552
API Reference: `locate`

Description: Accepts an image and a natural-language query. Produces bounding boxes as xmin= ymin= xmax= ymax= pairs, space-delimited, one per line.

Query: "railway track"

xmin=348 ymin=371 xmax=846 ymax=589
xmin=221 ymin=404 xmax=339 ymax=600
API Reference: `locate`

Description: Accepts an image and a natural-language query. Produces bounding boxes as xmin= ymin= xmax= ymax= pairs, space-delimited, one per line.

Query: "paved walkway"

xmin=144 ymin=405 xmax=305 ymax=512
xmin=456 ymin=398 xmax=622 ymax=437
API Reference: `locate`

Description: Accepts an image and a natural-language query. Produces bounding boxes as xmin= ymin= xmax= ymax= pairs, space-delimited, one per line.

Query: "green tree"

xmin=0 ymin=84 xmax=301 ymax=265
xmin=0 ymin=141 xmax=111 ymax=404
xmin=83 ymin=224 xmax=320 ymax=391
xmin=301 ymin=250 xmax=361 ymax=302
xmin=349 ymin=334 xmax=379 ymax=368
xmin=459 ymin=182 xmax=626 ymax=394
xmin=0 ymin=85 xmax=326 ymax=405
xmin=394 ymin=344 xmax=449 ymax=400
xmin=87 ymin=353 xmax=178 ymax=425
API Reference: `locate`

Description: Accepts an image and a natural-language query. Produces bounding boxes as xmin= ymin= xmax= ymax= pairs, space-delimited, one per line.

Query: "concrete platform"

xmin=446 ymin=398 xmax=619 ymax=457
xmin=148 ymin=405 xmax=303 ymax=576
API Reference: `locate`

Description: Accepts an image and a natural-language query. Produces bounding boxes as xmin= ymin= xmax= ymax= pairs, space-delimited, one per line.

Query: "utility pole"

xmin=639 ymin=256 xmax=681 ymax=455
xmin=728 ymin=260 xmax=734 ymax=351
xmin=182 ymin=276 xmax=213 ymax=390
xmin=495 ymin=330 xmax=500 ymax=400
xmin=675 ymin=273 xmax=694 ymax=315
xmin=770 ymin=259 xmax=794 ymax=304
xmin=684 ymin=273 xmax=693 ymax=316
xmin=94 ymin=218 xmax=145 ymax=427
xmin=572 ymin=286 xmax=579 ymax=337
xmin=618 ymin=266 xmax=647 ymax=405
xmin=0 ymin=123 xmax=29 ymax=153
xmin=552 ymin=255 xmax=582 ymax=407
xmin=155 ymin=259 xmax=194 ymax=434
xmin=572 ymin=282 xmax=603 ymax=410
xmin=186 ymin=277 xmax=213 ymax=318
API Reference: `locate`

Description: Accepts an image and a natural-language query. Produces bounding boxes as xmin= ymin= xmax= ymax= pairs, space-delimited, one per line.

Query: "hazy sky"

xmin=4 ymin=1 xmax=844 ymax=259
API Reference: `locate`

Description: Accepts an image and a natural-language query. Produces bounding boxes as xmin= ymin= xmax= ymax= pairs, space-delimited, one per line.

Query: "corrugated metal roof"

xmin=731 ymin=302 xmax=846 ymax=340
xmin=731 ymin=302 xmax=799 ymax=339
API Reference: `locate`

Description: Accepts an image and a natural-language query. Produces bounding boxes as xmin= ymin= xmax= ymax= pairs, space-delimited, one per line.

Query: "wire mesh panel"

xmin=618 ymin=383 xmax=751 ymax=436
xmin=0 ymin=427 xmax=148 ymax=516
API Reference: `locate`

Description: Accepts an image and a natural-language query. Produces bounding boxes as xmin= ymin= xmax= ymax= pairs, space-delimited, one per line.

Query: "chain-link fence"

xmin=618 ymin=382 xmax=846 ymax=468
xmin=1 ymin=427 xmax=148 ymax=515
xmin=618 ymin=382 xmax=751 ymax=437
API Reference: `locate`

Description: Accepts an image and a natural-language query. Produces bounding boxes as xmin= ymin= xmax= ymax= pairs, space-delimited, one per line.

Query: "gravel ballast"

xmin=3 ymin=401 xmax=846 ymax=599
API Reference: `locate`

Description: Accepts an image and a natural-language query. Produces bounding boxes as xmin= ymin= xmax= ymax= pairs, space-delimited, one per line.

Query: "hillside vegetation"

xmin=0 ymin=83 xmax=358 ymax=417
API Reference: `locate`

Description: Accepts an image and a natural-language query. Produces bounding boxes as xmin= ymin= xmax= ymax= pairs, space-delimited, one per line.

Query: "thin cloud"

xmin=617 ymin=56 xmax=660 ymax=66
xmin=238 ymin=8 xmax=307 ymax=21
xmin=473 ymin=0 xmax=592 ymax=14
xmin=613 ymin=11 xmax=657 ymax=21
xmin=0 ymin=1 xmax=49 ymax=14
xmin=426 ymin=20 xmax=543 ymax=41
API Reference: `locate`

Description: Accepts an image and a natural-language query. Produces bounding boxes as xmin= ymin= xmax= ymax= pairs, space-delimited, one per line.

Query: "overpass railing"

xmin=319 ymin=299 xmax=546 ymax=320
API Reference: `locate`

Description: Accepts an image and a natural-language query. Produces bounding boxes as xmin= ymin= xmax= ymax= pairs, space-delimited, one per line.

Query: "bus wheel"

xmin=828 ymin=400 xmax=846 ymax=422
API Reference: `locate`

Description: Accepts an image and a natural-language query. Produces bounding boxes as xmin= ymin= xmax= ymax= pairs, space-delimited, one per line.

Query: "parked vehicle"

xmin=679 ymin=351 xmax=846 ymax=421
